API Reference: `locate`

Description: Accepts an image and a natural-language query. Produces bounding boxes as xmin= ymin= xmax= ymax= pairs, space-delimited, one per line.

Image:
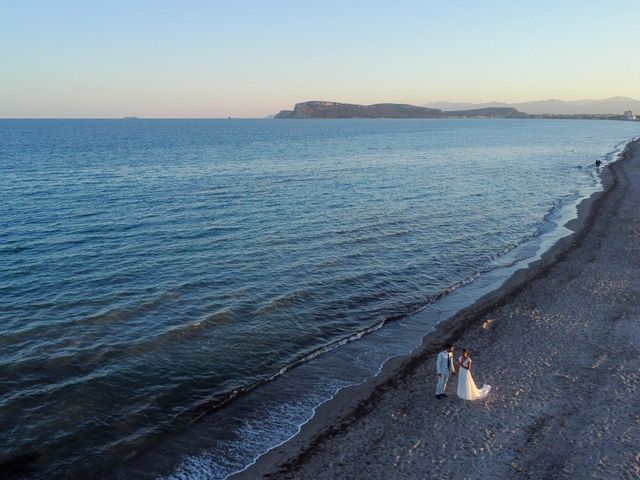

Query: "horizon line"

xmin=0 ymin=116 xmax=273 ymax=120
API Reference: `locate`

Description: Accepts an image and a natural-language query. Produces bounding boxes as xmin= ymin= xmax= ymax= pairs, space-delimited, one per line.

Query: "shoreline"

xmin=232 ymin=137 xmax=640 ymax=479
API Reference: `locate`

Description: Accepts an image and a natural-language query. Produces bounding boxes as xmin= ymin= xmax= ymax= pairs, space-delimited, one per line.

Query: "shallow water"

xmin=1 ymin=118 xmax=638 ymax=478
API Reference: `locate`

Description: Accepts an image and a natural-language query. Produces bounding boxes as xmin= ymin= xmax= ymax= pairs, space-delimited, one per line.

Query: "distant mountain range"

xmin=275 ymin=101 xmax=521 ymax=119
xmin=423 ymin=97 xmax=640 ymax=115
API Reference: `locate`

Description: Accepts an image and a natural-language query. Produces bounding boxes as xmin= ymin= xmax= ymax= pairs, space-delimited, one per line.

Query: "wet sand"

xmin=233 ymin=138 xmax=640 ymax=480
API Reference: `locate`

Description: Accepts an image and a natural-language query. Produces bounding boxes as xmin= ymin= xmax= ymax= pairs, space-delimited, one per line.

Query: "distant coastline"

xmin=424 ymin=96 xmax=640 ymax=116
xmin=275 ymin=100 xmax=639 ymax=121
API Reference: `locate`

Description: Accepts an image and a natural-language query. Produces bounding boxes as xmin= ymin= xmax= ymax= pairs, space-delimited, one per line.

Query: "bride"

xmin=457 ymin=349 xmax=491 ymax=400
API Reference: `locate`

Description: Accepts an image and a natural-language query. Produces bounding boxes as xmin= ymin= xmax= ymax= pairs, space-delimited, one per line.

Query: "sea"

xmin=1 ymin=118 xmax=638 ymax=479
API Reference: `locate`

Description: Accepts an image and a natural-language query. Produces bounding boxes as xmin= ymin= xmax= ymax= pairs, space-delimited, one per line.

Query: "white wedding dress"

xmin=457 ymin=357 xmax=491 ymax=400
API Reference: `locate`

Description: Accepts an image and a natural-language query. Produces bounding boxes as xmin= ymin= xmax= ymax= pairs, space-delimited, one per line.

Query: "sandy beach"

xmin=233 ymin=138 xmax=640 ymax=480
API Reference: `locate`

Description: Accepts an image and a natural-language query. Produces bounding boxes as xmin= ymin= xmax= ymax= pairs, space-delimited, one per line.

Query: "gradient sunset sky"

xmin=2 ymin=0 xmax=638 ymax=118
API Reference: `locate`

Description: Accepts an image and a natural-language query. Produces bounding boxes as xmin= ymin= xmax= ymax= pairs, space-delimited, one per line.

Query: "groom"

xmin=435 ymin=344 xmax=456 ymax=398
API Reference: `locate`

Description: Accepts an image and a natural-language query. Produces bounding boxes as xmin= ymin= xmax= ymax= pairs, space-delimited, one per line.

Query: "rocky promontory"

xmin=274 ymin=101 xmax=522 ymax=119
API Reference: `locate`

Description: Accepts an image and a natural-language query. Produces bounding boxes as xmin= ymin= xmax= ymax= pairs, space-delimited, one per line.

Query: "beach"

xmin=233 ymin=138 xmax=640 ymax=480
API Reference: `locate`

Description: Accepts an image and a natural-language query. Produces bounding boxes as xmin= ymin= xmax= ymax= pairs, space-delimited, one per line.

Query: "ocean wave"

xmin=0 ymin=276 xmax=223 ymax=345
xmin=256 ymin=289 xmax=313 ymax=314
xmin=155 ymin=308 xmax=235 ymax=343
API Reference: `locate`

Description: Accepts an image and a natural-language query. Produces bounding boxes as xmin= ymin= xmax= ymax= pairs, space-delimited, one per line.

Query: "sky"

xmin=1 ymin=0 xmax=639 ymax=118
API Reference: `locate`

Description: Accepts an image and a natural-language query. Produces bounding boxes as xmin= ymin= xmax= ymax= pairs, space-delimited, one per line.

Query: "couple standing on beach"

xmin=435 ymin=344 xmax=491 ymax=400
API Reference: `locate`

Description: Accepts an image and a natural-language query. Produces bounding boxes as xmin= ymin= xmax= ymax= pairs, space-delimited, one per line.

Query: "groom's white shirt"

xmin=436 ymin=350 xmax=455 ymax=375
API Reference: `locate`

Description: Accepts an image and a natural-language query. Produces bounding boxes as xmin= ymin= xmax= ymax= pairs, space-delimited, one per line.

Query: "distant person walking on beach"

xmin=435 ymin=344 xmax=456 ymax=398
xmin=457 ymin=349 xmax=491 ymax=401
xmin=595 ymin=159 xmax=602 ymax=171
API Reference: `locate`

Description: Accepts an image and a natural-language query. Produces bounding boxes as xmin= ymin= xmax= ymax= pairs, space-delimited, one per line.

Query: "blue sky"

xmin=1 ymin=0 xmax=639 ymax=117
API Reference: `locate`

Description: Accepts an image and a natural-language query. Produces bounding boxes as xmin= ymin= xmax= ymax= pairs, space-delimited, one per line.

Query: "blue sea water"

xmin=1 ymin=118 xmax=638 ymax=479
